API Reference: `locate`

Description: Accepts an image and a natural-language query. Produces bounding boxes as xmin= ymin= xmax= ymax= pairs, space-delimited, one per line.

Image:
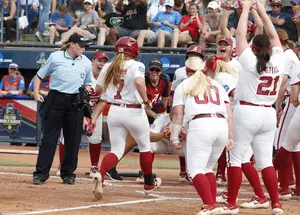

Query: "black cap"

xmin=149 ymin=59 xmax=163 ymax=71
xmin=68 ymin=33 xmax=89 ymax=47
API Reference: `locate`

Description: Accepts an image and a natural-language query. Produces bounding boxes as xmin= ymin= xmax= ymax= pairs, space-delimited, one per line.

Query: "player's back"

xmin=235 ymin=47 xmax=285 ymax=105
xmin=100 ymin=59 xmax=145 ymax=104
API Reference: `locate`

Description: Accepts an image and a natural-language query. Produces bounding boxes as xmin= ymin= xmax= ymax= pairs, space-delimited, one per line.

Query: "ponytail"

xmin=252 ymin=34 xmax=271 ymax=75
xmin=256 ymin=49 xmax=270 ymax=75
xmin=104 ymin=53 xmax=126 ymax=92
xmin=185 ymin=70 xmax=214 ymax=97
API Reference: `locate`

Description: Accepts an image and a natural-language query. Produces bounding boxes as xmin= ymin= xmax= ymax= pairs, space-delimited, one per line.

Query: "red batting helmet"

xmin=115 ymin=36 xmax=139 ymax=58
xmin=186 ymin=45 xmax=205 ymax=60
xmin=92 ymin=51 xmax=109 ymax=61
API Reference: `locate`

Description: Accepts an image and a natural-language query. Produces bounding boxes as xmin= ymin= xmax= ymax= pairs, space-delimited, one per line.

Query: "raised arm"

xmin=220 ymin=7 xmax=231 ymax=37
xmin=251 ymin=8 xmax=263 ymax=35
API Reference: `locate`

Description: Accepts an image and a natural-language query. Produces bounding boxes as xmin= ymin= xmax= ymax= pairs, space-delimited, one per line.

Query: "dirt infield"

xmin=0 ymin=146 xmax=299 ymax=215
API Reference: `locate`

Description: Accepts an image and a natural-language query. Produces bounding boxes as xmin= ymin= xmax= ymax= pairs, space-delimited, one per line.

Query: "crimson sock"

xmin=292 ymin=152 xmax=300 ymax=190
xmin=288 ymin=153 xmax=295 ymax=183
xmin=192 ymin=173 xmax=214 ymax=205
xmin=242 ymin=162 xmax=265 ymax=198
xmin=205 ymin=172 xmax=217 ymax=204
xmin=279 ymin=153 xmax=291 ymax=191
xmin=227 ymin=166 xmax=242 ymax=205
xmin=250 ymin=155 xmax=255 ymax=165
xmin=140 ymin=151 xmax=153 ymax=175
xmin=179 ymin=156 xmax=186 ymax=173
xmin=89 ymin=142 xmax=101 ymax=166
xmin=261 ymin=166 xmax=280 ymax=204
xmin=217 ymin=149 xmax=226 ymax=178
xmin=99 ymin=153 xmax=118 ymax=182
xmin=59 ymin=141 xmax=64 ymax=166
xmin=273 ymin=147 xmax=290 ymax=170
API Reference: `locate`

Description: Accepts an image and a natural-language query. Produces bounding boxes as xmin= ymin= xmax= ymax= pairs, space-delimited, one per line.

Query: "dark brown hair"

xmin=252 ymin=34 xmax=271 ymax=75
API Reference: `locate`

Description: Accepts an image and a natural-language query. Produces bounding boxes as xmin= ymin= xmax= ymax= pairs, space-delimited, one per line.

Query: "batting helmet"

xmin=115 ymin=36 xmax=139 ymax=58
xmin=92 ymin=51 xmax=109 ymax=61
xmin=186 ymin=45 xmax=205 ymax=60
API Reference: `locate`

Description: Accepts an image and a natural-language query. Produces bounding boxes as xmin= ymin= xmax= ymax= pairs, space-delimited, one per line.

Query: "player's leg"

xmin=216 ymin=149 xmax=227 ymax=186
xmin=88 ymin=115 xmax=102 ymax=178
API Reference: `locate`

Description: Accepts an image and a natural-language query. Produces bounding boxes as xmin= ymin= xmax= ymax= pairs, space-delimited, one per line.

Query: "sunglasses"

xmin=84 ymin=2 xmax=92 ymax=5
xmin=149 ymin=68 xmax=161 ymax=72
xmin=271 ymin=4 xmax=281 ymax=7
xmin=291 ymin=1 xmax=299 ymax=5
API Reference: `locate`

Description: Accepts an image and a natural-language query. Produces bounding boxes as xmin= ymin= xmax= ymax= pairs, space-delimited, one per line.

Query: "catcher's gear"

xmin=115 ymin=36 xmax=139 ymax=58
xmin=186 ymin=45 xmax=205 ymax=60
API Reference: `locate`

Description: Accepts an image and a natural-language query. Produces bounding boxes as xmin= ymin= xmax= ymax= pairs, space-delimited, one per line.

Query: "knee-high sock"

xmin=89 ymin=142 xmax=101 ymax=167
xmin=140 ymin=151 xmax=153 ymax=175
xmin=279 ymin=153 xmax=291 ymax=191
xmin=227 ymin=166 xmax=242 ymax=205
xmin=273 ymin=147 xmax=290 ymax=170
xmin=99 ymin=153 xmax=118 ymax=182
xmin=206 ymin=172 xmax=217 ymax=204
xmin=217 ymin=149 xmax=227 ymax=178
xmin=59 ymin=141 xmax=64 ymax=166
xmin=261 ymin=166 xmax=280 ymax=204
xmin=179 ymin=156 xmax=186 ymax=173
xmin=288 ymin=154 xmax=295 ymax=183
xmin=292 ymin=152 xmax=300 ymax=191
xmin=193 ymin=173 xmax=214 ymax=205
xmin=242 ymin=162 xmax=265 ymax=198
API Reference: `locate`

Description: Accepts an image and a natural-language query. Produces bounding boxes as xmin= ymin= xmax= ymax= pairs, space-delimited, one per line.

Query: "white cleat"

xmin=143 ymin=177 xmax=162 ymax=195
xmin=219 ymin=203 xmax=239 ymax=215
xmin=240 ymin=195 xmax=269 ymax=209
xmin=93 ymin=172 xmax=103 ymax=200
xmin=272 ymin=203 xmax=284 ymax=215
xmin=196 ymin=204 xmax=221 ymax=215
xmin=216 ymin=192 xmax=228 ymax=203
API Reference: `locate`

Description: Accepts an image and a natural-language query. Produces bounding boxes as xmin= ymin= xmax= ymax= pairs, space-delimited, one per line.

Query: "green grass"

xmin=0 ymin=159 xmax=34 ymax=167
xmin=118 ymin=158 xmax=179 ymax=169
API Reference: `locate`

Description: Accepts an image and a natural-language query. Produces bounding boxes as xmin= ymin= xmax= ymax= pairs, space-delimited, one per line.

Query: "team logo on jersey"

xmin=223 ymin=85 xmax=230 ymax=92
xmin=80 ymin=72 xmax=85 ymax=79
xmin=139 ymin=66 xmax=145 ymax=75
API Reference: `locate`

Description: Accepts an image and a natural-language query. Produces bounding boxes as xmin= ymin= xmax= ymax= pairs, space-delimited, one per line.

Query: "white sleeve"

xmin=214 ymin=81 xmax=230 ymax=104
xmin=133 ymin=62 xmax=146 ymax=79
xmin=238 ymin=47 xmax=256 ymax=73
xmin=172 ymin=81 xmax=186 ymax=107
xmin=290 ymin=61 xmax=300 ymax=85
xmin=215 ymin=73 xmax=237 ymax=95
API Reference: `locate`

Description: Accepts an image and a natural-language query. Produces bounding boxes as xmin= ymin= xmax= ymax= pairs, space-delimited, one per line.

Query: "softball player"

xmin=57 ymin=51 xmax=109 ymax=177
xmin=171 ymin=56 xmax=234 ymax=215
xmin=273 ymin=29 xmax=300 ymax=200
xmin=91 ymin=36 xmax=161 ymax=200
xmin=221 ymin=1 xmax=284 ymax=214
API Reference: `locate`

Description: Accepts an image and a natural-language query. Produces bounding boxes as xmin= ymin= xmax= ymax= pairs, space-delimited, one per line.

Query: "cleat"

xmin=216 ymin=174 xmax=227 ymax=186
xmin=178 ymin=171 xmax=189 ymax=183
xmin=136 ymin=171 xmax=144 ymax=184
xmin=196 ymin=204 xmax=221 ymax=215
xmin=291 ymin=188 xmax=300 ymax=200
xmin=106 ymin=167 xmax=123 ymax=181
xmin=278 ymin=188 xmax=291 ymax=200
xmin=216 ymin=192 xmax=228 ymax=203
xmin=89 ymin=166 xmax=99 ymax=178
xmin=272 ymin=202 xmax=284 ymax=215
xmin=93 ymin=172 xmax=103 ymax=200
xmin=33 ymin=176 xmax=45 ymax=185
xmin=240 ymin=195 xmax=269 ymax=209
xmin=288 ymin=180 xmax=296 ymax=189
xmin=220 ymin=203 xmax=239 ymax=215
xmin=143 ymin=177 xmax=162 ymax=195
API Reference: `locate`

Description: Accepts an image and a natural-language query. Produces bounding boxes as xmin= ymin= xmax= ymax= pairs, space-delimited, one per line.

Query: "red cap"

xmin=217 ymin=37 xmax=233 ymax=45
xmin=92 ymin=52 xmax=109 ymax=61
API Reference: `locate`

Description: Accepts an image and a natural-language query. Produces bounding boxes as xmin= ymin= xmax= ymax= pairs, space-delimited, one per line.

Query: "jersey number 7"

xmin=256 ymin=76 xmax=280 ymax=96
xmin=114 ymin=80 xmax=124 ymax=99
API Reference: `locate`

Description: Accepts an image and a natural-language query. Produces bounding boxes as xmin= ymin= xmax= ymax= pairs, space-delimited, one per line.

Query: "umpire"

xmin=33 ymin=33 xmax=93 ymax=185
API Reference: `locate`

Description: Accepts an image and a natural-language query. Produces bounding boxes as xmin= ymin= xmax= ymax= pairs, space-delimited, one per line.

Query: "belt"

xmin=111 ymin=103 xmax=142 ymax=108
xmin=192 ymin=113 xmax=225 ymax=120
xmin=56 ymin=91 xmax=78 ymax=96
xmin=240 ymin=101 xmax=271 ymax=108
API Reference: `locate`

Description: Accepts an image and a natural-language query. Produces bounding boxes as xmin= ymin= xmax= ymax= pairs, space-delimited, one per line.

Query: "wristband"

xmin=170 ymin=123 xmax=182 ymax=144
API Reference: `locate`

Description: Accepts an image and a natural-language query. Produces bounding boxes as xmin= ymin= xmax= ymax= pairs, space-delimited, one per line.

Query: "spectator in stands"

xmin=227 ymin=1 xmax=253 ymax=37
xmin=171 ymin=3 xmax=202 ymax=48
xmin=19 ymin=0 xmax=39 ymax=32
xmin=68 ymin=0 xmax=85 ymax=24
xmin=35 ymin=0 xmax=51 ymax=42
xmin=290 ymin=0 xmax=300 ymax=43
xmin=1 ymin=0 xmax=16 ymax=42
xmin=147 ymin=0 xmax=165 ymax=22
xmin=49 ymin=4 xmax=73 ymax=44
xmin=137 ymin=0 xmax=181 ymax=48
xmin=27 ymin=76 xmax=50 ymax=98
xmin=58 ymin=0 xmax=100 ymax=45
xmin=173 ymin=0 xmax=188 ymax=15
xmin=95 ymin=0 xmax=113 ymax=45
xmin=106 ymin=0 xmax=148 ymax=45
xmin=266 ymin=0 xmax=289 ymax=30
xmin=0 ymin=63 xmax=25 ymax=97
xmin=200 ymin=1 xmax=221 ymax=48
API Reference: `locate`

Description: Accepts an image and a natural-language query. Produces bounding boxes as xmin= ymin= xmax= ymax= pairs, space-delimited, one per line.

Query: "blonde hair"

xmin=214 ymin=60 xmax=239 ymax=78
xmin=277 ymin=29 xmax=294 ymax=49
xmin=104 ymin=53 xmax=126 ymax=92
xmin=185 ymin=70 xmax=214 ymax=97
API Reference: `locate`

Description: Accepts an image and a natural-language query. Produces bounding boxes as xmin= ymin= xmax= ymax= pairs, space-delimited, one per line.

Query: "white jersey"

xmin=171 ymin=66 xmax=187 ymax=91
xmin=97 ymin=59 xmax=145 ymax=104
xmin=227 ymin=58 xmax=243 ymax=73
xmin=284 ymin=49 xmax=300 ymax=89
xmin=215 ymin=72 xmax=238 ymax=107
xmin=173 ymin=78 xmax=230 ymax=123
xmin=235 ymin=47 xmax=285 ymax=105
xmin=150 ymin=113 xmax=170 ymax=133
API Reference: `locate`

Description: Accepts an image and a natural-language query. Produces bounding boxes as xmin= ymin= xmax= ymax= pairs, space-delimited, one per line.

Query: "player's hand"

xmin=163 ymin=126 xmax=171 ymax=139
xmin=83 ymin=117 xmax=88 ymax=130
xmin=162 ymin=20 xmax=169 ymax=25
xmin=153 ymin=22 xmax=162 ymax=26
xmin=173 ymin=142 xmax=182 ymax=150
xmin=241 ymin=0 xmax=252 ymax=10
xmin=255 ymin=0 xmax=265 ymax=13
xmin=179 ymin=127 xmax=187 ymax=141
xmin=34 ymin=92 xmax=44 ymax=102
xmin=86 ymin=118 xmax=95 ymax=137
xmin=226 ymin=138 xmax=234 ymax=151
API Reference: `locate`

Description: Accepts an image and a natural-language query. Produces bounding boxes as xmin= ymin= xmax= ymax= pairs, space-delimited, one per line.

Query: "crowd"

xmin=1 ymin=0 xmax=300 ymax=48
